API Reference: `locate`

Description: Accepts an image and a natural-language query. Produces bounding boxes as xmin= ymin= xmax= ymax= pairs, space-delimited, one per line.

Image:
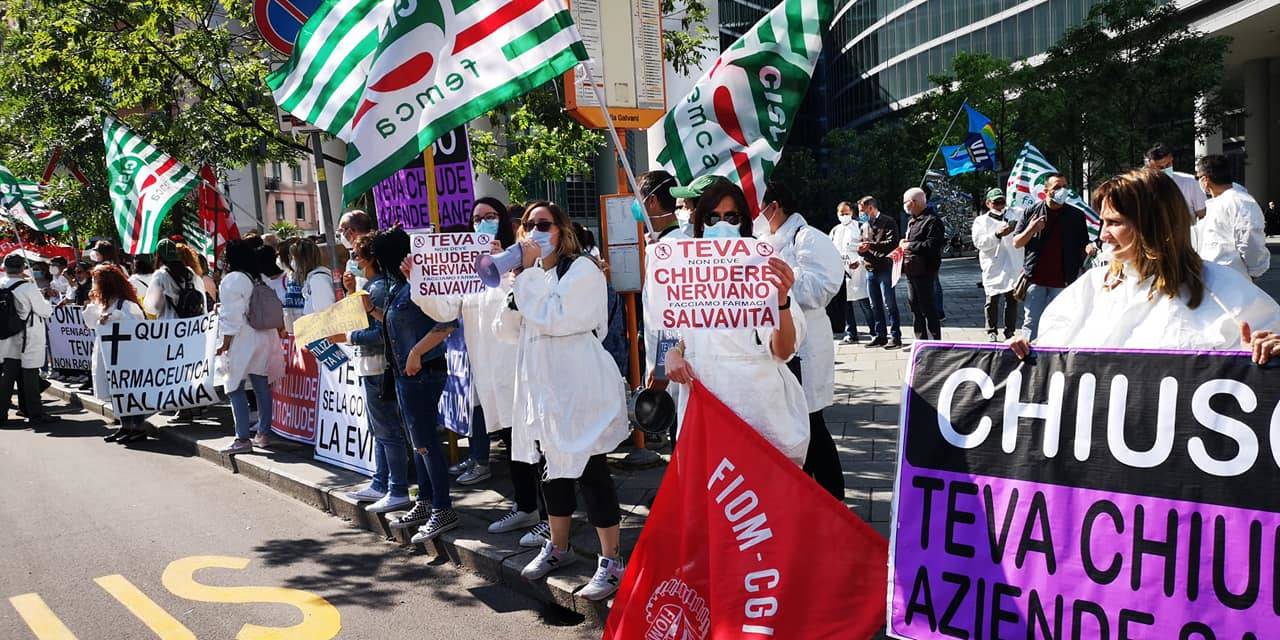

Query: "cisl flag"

xmin=604 ymin=381 xmax=887 ymax=640
xmin=103 ymin=117 xmax=199 ymax=254
xmin=646 ymin=0 xmax=830 ymax=213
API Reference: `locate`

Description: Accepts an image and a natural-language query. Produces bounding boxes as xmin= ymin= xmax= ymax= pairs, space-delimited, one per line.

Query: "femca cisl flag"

xmin=646 ymin=0 xmax=830 ymax=215
xmin=603 ymin=381 xmax=888 ymax=640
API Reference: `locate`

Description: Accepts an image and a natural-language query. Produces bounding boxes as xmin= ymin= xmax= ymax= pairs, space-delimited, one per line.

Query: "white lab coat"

xmin=642 ymin=227 xmax=690 ymax=428
xmin=415 ymin=275 xmax=519 ymax=430
xmin=301 ymin=267 xmax=337 ymax=315
xmin=496 ymin=257 xmax=629 ymax=480
xmin=971 ymin=209 xmax=1025 ymax=297
xmin=676 ymin=306 xmax=811 ymax=464
xmin=760 ymin=213 xmax=844 ymax=412
xmin=0 ymin=276 xmax=53 ymax=368
xmin=128 ymin=273 xmax=153 ymax=302
xmin=144 ymin=267 xmax=206 ymax=319
xmin=1037 ymin=261 xmax=1280 ymax=350
xmin=829 ymin=220 xmax=868 ymax=302
xmin=1170 ymin=170 xmax=1208 ymax=218
xmin=1195 ymin=187 xmax=1269 ymax=279
xmin=83 ymin=298 xmax=145 ymax=401
xmin=216 ymin=271 xmax=286 ymax=391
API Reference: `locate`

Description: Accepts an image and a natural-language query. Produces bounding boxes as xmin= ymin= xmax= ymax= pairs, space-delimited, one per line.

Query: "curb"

xmin=43 ymin=382 xmax=613 ymax=626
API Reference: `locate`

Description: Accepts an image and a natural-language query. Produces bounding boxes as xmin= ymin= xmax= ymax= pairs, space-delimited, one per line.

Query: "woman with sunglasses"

xmin=494 ymin=201 xmax=629 ymax=601
xmin=659 ymin=179 xmax=811 ymax=465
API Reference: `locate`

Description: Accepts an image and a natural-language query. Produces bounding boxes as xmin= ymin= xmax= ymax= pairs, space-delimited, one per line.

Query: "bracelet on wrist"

xmin=778 ymin=297 xmax=791 ymax=310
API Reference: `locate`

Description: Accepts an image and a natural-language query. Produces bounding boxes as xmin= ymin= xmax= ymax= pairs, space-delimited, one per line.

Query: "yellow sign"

xmin=292 ymin=292 xmax=369 ymax=348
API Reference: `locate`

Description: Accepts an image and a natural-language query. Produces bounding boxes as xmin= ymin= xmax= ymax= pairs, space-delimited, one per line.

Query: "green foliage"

xmin=269 ymin=221 xmax=300 ymax=239
xmin=661 ymin=0 xmax=713 ymax=76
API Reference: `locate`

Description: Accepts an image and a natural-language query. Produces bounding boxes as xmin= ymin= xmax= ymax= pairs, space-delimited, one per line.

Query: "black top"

xmin=858 ymin=213 xmax=900 ymax=272
xmin=1013 ymin=201 xmax=1091 ymax=287
xmin=902 ymin=206 xmax=945 ymax=277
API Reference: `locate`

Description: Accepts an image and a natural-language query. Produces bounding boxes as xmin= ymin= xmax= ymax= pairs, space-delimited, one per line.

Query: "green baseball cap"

xmin=984 ymin=188 xmax=1006 ymax=201
xmin=670 ymin=174 xmax=728 ymax=199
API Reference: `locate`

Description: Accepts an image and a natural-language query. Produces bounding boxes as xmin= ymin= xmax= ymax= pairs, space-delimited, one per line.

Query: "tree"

xmin=269 ymin=221 xmax=300 ymax=239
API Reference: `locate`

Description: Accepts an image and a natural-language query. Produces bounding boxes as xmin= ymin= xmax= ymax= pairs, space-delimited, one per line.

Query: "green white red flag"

xmin=646 ymin=0 xmax=830 ymax=213
xmin=103 ymin=117 xmax=199 ymax=254
xmin=1006 ymin=142 xmax=1100 ymax=239
xmin=0 ymin=164 xmax=68 ymax=233
xmin=267 ymin=0 xmax=588 ymax=204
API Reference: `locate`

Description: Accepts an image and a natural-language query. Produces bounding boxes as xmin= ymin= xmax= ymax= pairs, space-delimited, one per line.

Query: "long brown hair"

xmin=89 ymin=264 xmax=141 ymax=309
xmin=1091 ymin=168 xmax=1204 ymax=308
xmin=520 ymin=201 xmax=583 ymax=259
xmin=692 ymin=180 xmax=752 ymax=238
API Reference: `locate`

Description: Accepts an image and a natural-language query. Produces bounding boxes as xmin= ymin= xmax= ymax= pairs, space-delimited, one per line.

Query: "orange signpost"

xmin=563 ymin=0 xmax=667 ymax=130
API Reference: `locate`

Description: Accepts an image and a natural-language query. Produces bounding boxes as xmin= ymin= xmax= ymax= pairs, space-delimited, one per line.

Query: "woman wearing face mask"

xmin=289 ymin=238 xmax=336 ymax=314
xmin=1010 ymin=168 xmax=1280 ymax=361
xmin=659 ymin=179 xmax=811 ymax=465
xmin=83 ymin=265 xmax=148 ymax=442
xmin=494 ymin=201 xmax=629 ymax=601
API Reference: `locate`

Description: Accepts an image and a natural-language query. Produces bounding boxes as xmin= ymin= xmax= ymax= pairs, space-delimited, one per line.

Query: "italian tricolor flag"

xmin=103 ymin=117 xmax=199 ymax=254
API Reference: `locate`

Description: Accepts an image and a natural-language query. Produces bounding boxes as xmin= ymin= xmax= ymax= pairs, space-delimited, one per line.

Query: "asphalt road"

xmin=0 ymin=399 xmax=595 ymax=640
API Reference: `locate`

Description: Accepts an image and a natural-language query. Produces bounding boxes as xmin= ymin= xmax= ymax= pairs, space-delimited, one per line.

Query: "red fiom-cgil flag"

xmin=603 ymin=381 xmax=888 ymax=640
xmin=195 ymin=165 xmax=241 ymax=260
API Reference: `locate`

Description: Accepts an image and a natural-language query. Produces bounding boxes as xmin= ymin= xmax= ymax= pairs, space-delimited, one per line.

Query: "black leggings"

xmin=511 ymin=459 xmax=547 ymax=519
xmin=542 ymin=454 xmax=621 ymax=528
xmin=803 ymin=410 xmax=845 ymax=501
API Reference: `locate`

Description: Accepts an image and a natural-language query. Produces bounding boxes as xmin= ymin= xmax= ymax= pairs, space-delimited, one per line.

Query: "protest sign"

xmin=292 ymin=293 xmax=368 ymax=350
xmin=605 ymin=381 xmax=888 ymax=639
xmin=889 ymin=343 xmax=1280 ymax=639
xmin=409 ymin=232 xmax=492 ymax=297
xmin=438 ymin=327 xmax=472 ymax=436
xmin=372 ymin=155 xmax=432 ymax=231
xmin=98 ymin=314 xmax=219 ymax=416
xmin=47 ymin=304 xmax=93 ymax=371
xmin=313 ymin=355 xmax=374 ymax=475
xmin=305 ymin=338 xmax=349 ymax=371
xmin=432 ymin=126 xmax=474 ymax=230
xmin=646 ymin=238 xmax=780 ymax=331
xmin=271 ymin=334 xmax=319 ymax=444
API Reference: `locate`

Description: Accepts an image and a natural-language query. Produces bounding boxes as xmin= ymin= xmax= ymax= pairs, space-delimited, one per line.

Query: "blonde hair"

xmin=1091 ymin=168 xmax=1204 ymax=308
xmin=520 ymin=201 xmax=583 ymax=259
xmin=288 ymin=239 xmax=325 ymax=284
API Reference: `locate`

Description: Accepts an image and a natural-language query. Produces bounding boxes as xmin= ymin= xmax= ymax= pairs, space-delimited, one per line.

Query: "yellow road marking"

xmin=8 ymin=593 xmax=78 ymax=640
xmin=161 ymin=556 xmax=341 ymax=640
xmin=94 ymin=575 xmax=196 ymax=640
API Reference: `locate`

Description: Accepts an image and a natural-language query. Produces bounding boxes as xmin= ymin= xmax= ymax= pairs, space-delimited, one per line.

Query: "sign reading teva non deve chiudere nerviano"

xmin=409 ymin=232 xmax=492 ymax=297
xmin=98 ymin=314 xmax=219 ymax=417
xmin=889 ymin=343 xmax=1280 ymax=639
xmin=646 ymin=238 xmax=779 ymax=331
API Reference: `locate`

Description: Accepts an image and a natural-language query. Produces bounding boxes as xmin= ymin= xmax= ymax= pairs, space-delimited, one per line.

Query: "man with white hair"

xmin=337 ymin=209 xmax=374 ymax=288
xmin=899 ymin=188 xmax=945 ymax=341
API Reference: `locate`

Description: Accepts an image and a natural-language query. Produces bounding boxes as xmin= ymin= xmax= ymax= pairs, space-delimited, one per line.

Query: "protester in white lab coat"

xmin=216 ymin=241 xmax=286 ymax=455
xmin=145 ymin=239 xmax=207 ymax=319
xmin=638 ymin=170 xmax=688 ymax=444
xmin=83 ymin=265 xmax=147 ymax=442
xmin=494 ymin=201 xmax=628 ymax=601
xmin=829 ymin=201 xmax=871 ymax=344
xmin=1144 ymin=143 xmax=1207 ymax=220
xmin=1011 ymin=169 xmax=1280 ymax=360
xmin=0 ymin=254 xmax=54 ymax=428
xmin=661 ymin=179 xmax=810 ymax=466
xmin=127 ymin=254 xmax=155 ymax=302
xmin=972 ymin=188 xmax=1024 ymax=341
xmin=290 ymin=238 xmax=336 ymax=314
xmin=1193 ymin=154 xmax=1269 ymax=280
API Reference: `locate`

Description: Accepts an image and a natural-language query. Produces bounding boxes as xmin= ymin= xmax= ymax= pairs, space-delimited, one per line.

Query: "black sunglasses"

xmin=522 ymin=220 xmax=554 ymax=232
xmin=705 ymin=212 xmax=742 ymax=226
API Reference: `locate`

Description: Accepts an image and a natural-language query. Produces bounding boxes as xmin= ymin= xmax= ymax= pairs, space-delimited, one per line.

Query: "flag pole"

xmin=577 ymin=62 xmax=655 ymax=236
xmin=919 ymin=99 xmax=968 ymax=188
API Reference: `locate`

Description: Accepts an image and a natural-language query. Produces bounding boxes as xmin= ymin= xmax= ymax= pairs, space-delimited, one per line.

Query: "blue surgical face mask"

xmin=702 ymin=221 xmax=739 ymax=239
xmin=345 ymin=258 xmax=361 ymax=276
xmin=1050 ymin=188 xmax=1070 ymax=205
xmin=858 ymin=213 xmax=869 ymax=223
xmin=528 ymin=229 xmax=555 ymax=256
xmin=475 ymin=219 xmax=500 ymax=238
xmin=1161 ymin=166 xmax=1174 ymax=177
xmin=630 ymin=199 xmax=647 ymax=222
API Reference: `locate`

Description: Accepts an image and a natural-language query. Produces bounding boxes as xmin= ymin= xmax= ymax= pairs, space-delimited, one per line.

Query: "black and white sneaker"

xmin=390 ymin=501 xmax=432 ymax=529
xmin=519 ymin=521 xmax=552 ymax=548
xmin=579 ymin=555 xmax=625 ymax=601
xmin=410 ymin=508 xmax=459 ymax=543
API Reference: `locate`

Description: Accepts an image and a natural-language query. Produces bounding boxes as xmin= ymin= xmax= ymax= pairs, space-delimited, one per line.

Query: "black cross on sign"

xmin=100 ymin=322 xmax=132 ymax=366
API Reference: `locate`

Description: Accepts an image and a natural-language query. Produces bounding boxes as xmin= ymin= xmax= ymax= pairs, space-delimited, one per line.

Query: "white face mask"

xmin=339 ymin=234 xmax=353 ymax=249
xmin=675 ymin=208 xmax=692 ymax=225
xmin=88 ymin=250 xmax=103 ymax=263
xmin=49 ymin=266 xmax=62 ymax=277
xmin=838 ymin=214 xmax=853 ymax=225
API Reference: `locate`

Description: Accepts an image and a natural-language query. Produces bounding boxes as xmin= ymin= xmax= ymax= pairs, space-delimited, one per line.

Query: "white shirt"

xmin=971 ymin=208 xmax=1025 ymax=296
xmin=128 ymin=273 xmax=153 ymax=302
xmin=144 ymin=266 xmax=206 ymax=319
xmin=829 ymin=219 xmax=868 ymax=301
xmin=301 ymin=268 xmax=337 ymax=315
xmin=0 ymin=276 xmax=52 ymax=363
xmin=1195 ymin=187 xmax=1269 ymax=279
xmin=1170 ymin=170 xmax=1207 ymax=219
xmin=217 ymin=271 xmax=286 ymax=391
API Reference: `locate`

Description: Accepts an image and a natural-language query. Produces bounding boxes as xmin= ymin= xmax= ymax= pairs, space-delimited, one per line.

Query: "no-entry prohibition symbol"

xmin=254 ymin=0 xmax=323 ymax=56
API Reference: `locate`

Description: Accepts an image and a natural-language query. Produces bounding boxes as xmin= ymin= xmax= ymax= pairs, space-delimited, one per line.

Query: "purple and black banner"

xmin=890 ymin=343 xmax=1278 ymax=639
xmin=370 ymin=125 xmax=473 ymax=232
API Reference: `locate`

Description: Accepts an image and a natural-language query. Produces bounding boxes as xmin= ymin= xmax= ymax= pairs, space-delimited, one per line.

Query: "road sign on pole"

xmin=564 ymin=0 xmax=667 ymax=130
xmin=254 ymin=0 xmax=323 ymax=56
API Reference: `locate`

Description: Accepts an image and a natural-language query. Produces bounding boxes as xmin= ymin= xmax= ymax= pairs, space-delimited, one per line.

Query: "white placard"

xmin=47 ymin=304 xmax=94 ymax=371
xmin=99 ymin=314 xmax=220 ymax=416
xmin=607 ymin=243 xmax=642 ymax=293
xmin=409 ymin=232 xmax=493 ymax=296
xmin=604 ymin=195 xmax=640 ymax=246
xmin=313 ymin=353 xmax=375 ymax=476
xmin=646 ymin=238 xmax=780 ymax=331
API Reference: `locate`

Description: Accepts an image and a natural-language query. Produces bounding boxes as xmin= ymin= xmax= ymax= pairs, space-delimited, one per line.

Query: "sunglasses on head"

xmin=522 ymin=220 xmax=554 ymax=232
xmin=706 ymin=212 xmax=742 ymax=226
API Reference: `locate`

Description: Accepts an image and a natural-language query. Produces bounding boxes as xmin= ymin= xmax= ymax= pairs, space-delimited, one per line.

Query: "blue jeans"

xmin=1021 ymin=284 xmax=1063 ymax=341
xmin=394 ymin=370 xmax=451 ymax=509
xmin=469 ymin=406 xmax=490 ymax=465
xmin=229 ymin=374 xmax=272 ymax=440
xmin=844 ymin=298 xmax=873 ymax=340
xmin=363 ymin=374 xmax=409 ymax=498
xmin=865 ymin=270 xmax=902 ymax=340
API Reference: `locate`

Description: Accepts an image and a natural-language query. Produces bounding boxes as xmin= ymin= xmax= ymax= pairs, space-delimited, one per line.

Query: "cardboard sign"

xmin=271 ymin=334 xmax=319 ymax=444
xmin=98 ymin=315 xmax=220 ymax=416
xmin=305 ymin=337 xmax=349 ymax=371
xmin=47 ymin=304 xmax=93 ymax=371
xmin=645 ymin=238 xmax=780 ymax=331
xmin=409 ymin=232 xmax=492 ymax=297
xmin=890 ymin=344 xmax=1280 ymax=639
xmin=292 ymin=292 xmax=368 ymax=350
xmin=313 ymin=356 xmax=374 ymax=476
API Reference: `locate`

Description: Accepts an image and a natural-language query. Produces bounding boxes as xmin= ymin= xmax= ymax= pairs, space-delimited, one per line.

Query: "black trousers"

xmin=542 ymin=454 xmax=621 ymax=528
xmin=511 ymin=459 xmax=547 ymax=519
xmin=984 ymin=291 xmax=1019 ymax=338
xmin=0 ymin=359 xmax=42 ymax=426
xmin=906 ymin=275 xmax=942 ymax=340
xmin=803 ymin=410 xmax=845 ymax=501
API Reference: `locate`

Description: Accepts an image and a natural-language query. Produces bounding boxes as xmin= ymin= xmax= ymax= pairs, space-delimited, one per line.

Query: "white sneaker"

xmin=521 ymin=540 xmax=576 ymax=580
xmin=488 ymin=509 xmax=539 ymax=534
xmin=345 ymin=485 xmax=386 ymax=503
xmin=448 ymin=458 xmax=474 ymax=476
xmin=250 ymin=433 xmax=272 ymax=448
xmin=366 ymin=494 xmax=411 ymax=513
xmin=519 ymin=521 xmax=551 ymax=548
xmin=579 ymin=555 xmax=625 ymax=601
xmin=219 ymin=439 xmax=253 ymax=455
xmin=456 ymin=464 xmax=491 ymax=486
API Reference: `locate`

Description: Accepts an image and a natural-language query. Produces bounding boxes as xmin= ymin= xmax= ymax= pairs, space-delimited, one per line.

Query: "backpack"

xmin=0 ymin=281 xmax=28 ymax=340
xmin=169 ymin=274 xmax=206 ymax=319
xmin=247 ymin=278 xmax=286 ymax=330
